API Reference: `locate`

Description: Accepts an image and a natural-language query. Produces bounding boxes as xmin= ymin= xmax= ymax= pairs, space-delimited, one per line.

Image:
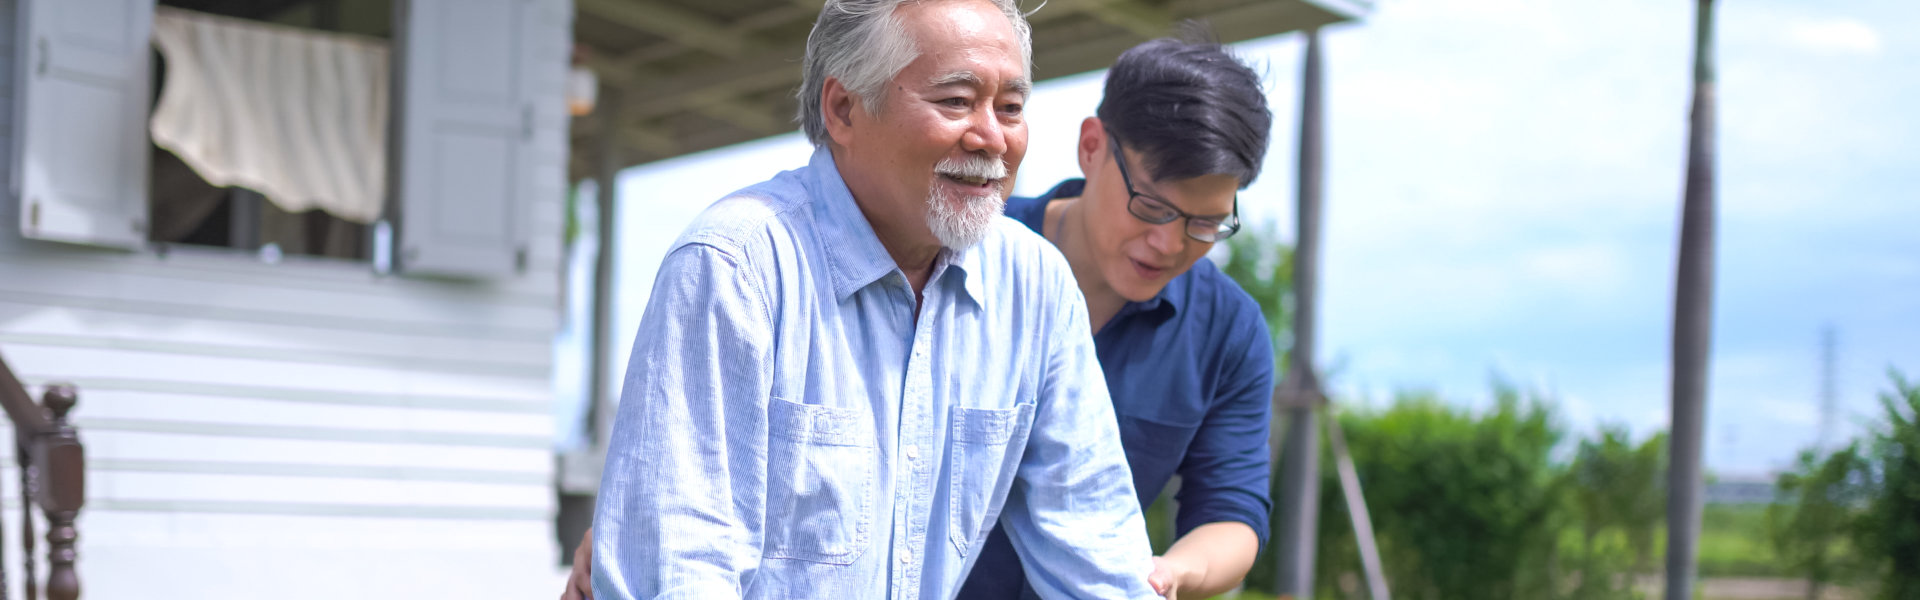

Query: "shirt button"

xmin=901 ymin=549 xmax=914 ymax=564
xmin=904 ymin=445 xmax=920 ymax=460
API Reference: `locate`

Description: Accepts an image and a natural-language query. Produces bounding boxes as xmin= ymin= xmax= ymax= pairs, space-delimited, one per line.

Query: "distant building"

xmin=1706 ymin=473 xmax=1780 ymax=505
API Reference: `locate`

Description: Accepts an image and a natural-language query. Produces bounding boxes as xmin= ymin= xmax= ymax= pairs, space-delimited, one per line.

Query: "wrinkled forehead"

xmin=894 ymin=0 xmax=1031 ymax=77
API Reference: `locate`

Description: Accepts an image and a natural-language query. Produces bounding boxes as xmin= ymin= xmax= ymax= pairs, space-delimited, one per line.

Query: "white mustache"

xmin=934 ymin=156 xmax=1008 ymax=183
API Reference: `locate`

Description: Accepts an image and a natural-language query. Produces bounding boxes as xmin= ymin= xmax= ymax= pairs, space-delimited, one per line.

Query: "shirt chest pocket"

xmin=765 ymin=396 xmax=875 ymax=565
xmin=947 ymin=403 xmax=1035 ymax=557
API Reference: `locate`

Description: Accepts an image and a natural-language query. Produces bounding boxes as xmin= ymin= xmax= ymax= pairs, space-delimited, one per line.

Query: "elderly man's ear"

xmin=822 ymin=77 xmax=862 ymax=148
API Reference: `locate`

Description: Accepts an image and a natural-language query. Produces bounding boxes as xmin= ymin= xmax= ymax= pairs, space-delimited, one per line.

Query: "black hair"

xmin=1095 ymin=25 xmax=1272 ymax=188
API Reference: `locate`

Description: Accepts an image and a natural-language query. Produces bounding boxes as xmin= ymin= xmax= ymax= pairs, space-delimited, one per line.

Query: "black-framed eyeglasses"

xmin=1108 ymin=139 xmax=1241 ymax=243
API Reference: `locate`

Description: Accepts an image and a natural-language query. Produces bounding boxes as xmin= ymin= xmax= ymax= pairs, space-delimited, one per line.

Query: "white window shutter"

xmin=394 ymin=0 xmax=535 ymax=278
xmin=15 ymin=0 xmax=156 ymax=248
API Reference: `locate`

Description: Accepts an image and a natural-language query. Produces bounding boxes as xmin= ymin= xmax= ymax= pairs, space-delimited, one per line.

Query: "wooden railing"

xmin=0 ymin=353 xmax=83 ymax=600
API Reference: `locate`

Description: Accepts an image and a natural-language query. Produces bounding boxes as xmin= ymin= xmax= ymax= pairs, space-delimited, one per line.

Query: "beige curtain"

xmin=149 ymin=7 xmax=389 ymax=225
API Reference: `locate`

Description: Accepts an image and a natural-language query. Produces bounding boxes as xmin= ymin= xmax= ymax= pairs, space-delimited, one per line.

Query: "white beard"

xmin=927 ymin=184 xmax=1004 ymax=250
xmin=927 ymin=156 xmax=1009 ymax=250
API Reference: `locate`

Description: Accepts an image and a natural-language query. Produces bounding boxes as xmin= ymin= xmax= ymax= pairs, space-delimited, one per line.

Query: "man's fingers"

xmin=564 ymin=538 xmax=594 ymax=600
xmin=1146 ymin=555 xmax=1178 ymax=598
xmin=569 ymin=529 xmax=595 ymax=599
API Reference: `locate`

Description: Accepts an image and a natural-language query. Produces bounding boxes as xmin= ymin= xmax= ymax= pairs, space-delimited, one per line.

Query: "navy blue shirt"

xmin=957 ymin=180 xmax=1277 ymax=599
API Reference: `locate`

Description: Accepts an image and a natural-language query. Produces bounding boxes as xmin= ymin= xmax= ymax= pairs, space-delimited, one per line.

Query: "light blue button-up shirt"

xmin=592 ymin=148 xmax=1158 ymax=600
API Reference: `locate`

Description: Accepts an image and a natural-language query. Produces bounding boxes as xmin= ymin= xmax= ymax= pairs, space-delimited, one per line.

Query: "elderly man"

xmin=587 ymin=0 xmax=1160 ymax=598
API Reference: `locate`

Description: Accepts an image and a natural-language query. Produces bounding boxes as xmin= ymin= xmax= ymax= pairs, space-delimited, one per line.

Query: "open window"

xmin=144 ymin=0 xmax=393 ymax=262
xmin=11 ymin=0 xmax=565 ymax=280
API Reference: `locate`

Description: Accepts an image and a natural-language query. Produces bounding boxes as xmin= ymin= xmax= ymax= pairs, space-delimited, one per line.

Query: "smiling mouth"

xmin=1131 ymin=258 xmax=1166 ymax=279
xmin=940 ymin=173 xmax=996 ymax=188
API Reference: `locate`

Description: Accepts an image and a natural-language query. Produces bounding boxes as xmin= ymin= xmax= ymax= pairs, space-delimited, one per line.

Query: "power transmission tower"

xmin=1817 ymin=324 xmax=1837 ymax=451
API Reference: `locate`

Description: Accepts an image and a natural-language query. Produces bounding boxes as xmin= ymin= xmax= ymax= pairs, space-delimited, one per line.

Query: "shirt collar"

xmin=949 ymin=241 xmax=987 ymax=310
xmin=806 ymin=147 xmax=987 ymax=308
xmin=1118 ymin=280 xmax=1179 ymax=322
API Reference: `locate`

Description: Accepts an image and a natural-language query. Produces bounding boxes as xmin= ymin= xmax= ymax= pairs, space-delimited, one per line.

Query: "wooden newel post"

xmin=35 ymin=385 xmax=82 ymax=600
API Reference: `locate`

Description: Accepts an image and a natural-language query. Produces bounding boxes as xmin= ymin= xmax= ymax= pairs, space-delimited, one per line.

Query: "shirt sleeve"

xmin=1172 ymin=306 xmax=1277 ymax=550
xmin=592 ymin=243 xmax=774 ymax=600
xmin=997 ymin=277 xmax=1160 ymax=600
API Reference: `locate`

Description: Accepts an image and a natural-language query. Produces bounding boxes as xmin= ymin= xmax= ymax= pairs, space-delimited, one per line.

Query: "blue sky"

xmin=593 ymin=0 xmax=1920 ymax=475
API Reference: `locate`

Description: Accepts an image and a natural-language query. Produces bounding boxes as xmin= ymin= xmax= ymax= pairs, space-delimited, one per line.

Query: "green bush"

xmin=1571 ymin=426 xmax=1668 ymax=577
xmin=1857 ymin=370 xmax=1920 ymax=600
xmin=1218 ymin=209 xmax=1917 ymax=598
xmin=1218 ymin=219 xmax=1294 ymax=374
xmin=1300 ymin=382 xmax=1573 ymax=600
xmin=1767 ymin=443 xmax=1870 ymax=596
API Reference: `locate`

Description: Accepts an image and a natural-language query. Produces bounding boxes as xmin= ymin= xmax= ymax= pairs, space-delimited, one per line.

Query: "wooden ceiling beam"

xmin=577 ymin=0 xmax=748 ymax=58
xmin=586 ymin=54 xmax=795 ymax=138
xmin=692 ymin=102 xmax=792 ymax=138
xmin=593 ymin=0 xmax=1156 ymax=122
xmin=1080 ymin=0 xmax=1170 ymax=39
xmin=621 ymin=125 xmax=679 ymax=157
xmin=588 ymin=3 xmax=812 ymax=88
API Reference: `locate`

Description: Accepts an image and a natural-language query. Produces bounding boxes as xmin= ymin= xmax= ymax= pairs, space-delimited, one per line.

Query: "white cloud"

xmin=1759 ymin=398 xmax=1821 ymax=426
xmin=1785 ymin=19 xmax=1883 ymax=56
xmin=1521 ymin=243 xmax=1630 ymax=295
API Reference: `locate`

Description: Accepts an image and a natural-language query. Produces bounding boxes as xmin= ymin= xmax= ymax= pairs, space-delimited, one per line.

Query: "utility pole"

xmin=1817 ymin=324 xmax=1838 ymax=452
xmin=1273 ymin=27 xmax=1325 ymax=599
xmin=1665 ymin=1 xmax=1718 ymax=598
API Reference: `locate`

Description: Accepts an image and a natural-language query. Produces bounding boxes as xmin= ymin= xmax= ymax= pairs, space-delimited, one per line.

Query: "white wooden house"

xmin=0 ymin=0 xmax=574 ymax=597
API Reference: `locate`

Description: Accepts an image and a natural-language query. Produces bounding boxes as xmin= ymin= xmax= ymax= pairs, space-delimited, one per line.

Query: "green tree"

xmin=1570 ymin=426 xmax=1668 ymax=577
xmin=1218 ymin=219 xmax=1295 ymax=373
xmin=1307 ymin=380 xmax=1569 ymax=600
xmin=1857 ymin=369 xmax=1920 ymax=600
xmin=1768 ymin=443 xmax=1869 ymax=600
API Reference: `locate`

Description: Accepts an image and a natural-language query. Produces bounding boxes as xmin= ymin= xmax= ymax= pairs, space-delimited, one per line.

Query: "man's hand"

xmin=1148 ymin=555 xmax=1194 ymax=599
xmin=560 ymin=528 xmax=594 ymax=600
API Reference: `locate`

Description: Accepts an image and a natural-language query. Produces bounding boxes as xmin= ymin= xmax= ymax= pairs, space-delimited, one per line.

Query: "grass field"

xmin=1190 ymin=504 xmax=1793 ymax=599
xmin=1698 ymin=504 xmax=1783 ymax=578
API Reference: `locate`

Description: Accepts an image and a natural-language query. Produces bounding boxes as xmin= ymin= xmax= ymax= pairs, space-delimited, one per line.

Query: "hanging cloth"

xmin=149 ymin=7 xmax=389 ymax=225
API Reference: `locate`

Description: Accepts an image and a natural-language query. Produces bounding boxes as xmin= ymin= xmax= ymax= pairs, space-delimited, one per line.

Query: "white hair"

xmin=796 ymin=0 xmax=1035 ymax=146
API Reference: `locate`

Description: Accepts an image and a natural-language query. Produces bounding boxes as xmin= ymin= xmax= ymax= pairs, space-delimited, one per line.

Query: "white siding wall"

xmin=0 ymin=1 xmax=573 ymax=597
xmin=0 ymin=227 xmax=568 ymax=600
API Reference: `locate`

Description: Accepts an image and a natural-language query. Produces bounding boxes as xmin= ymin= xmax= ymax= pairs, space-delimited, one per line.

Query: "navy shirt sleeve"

xmin=1170 ymin=282 xmax=1277 ymax=550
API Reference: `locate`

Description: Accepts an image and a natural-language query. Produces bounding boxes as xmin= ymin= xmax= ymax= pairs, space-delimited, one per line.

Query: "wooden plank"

xmin=13 ymin=377 xmax=547 ymax=414
xmin=81 ymin=459 xmax=549 ymax=485
xmin=0 ymin=332 xmax=547 ymax=379
xmin=77 ymin=418 xmax=550 ymax=449
xmin=0 ymin=287 xmax=547 ymax=343
xmin=97 ymin=471 xmax=551 ymax=509
xmin=2 ymin=345 xmax=548 ymax=406
xmin=0 ymin=299 xmax=551 ymax=372
xmin=85 ymin=430 xmax=552 ymax=472
xmin=1 ymin=241 xmax=563 ymax=305
xmin=91 ymin=498 xmax=548 ymax=520
xmin=0 ymin=259 xmax=559 ymax=340
xmin=576 ymin=0 xmax=745 ymax=57
xmin=70 ymin=389 xmax=551 ymax=437
xmin=70 ymin=509 xmax=555 ymax=546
